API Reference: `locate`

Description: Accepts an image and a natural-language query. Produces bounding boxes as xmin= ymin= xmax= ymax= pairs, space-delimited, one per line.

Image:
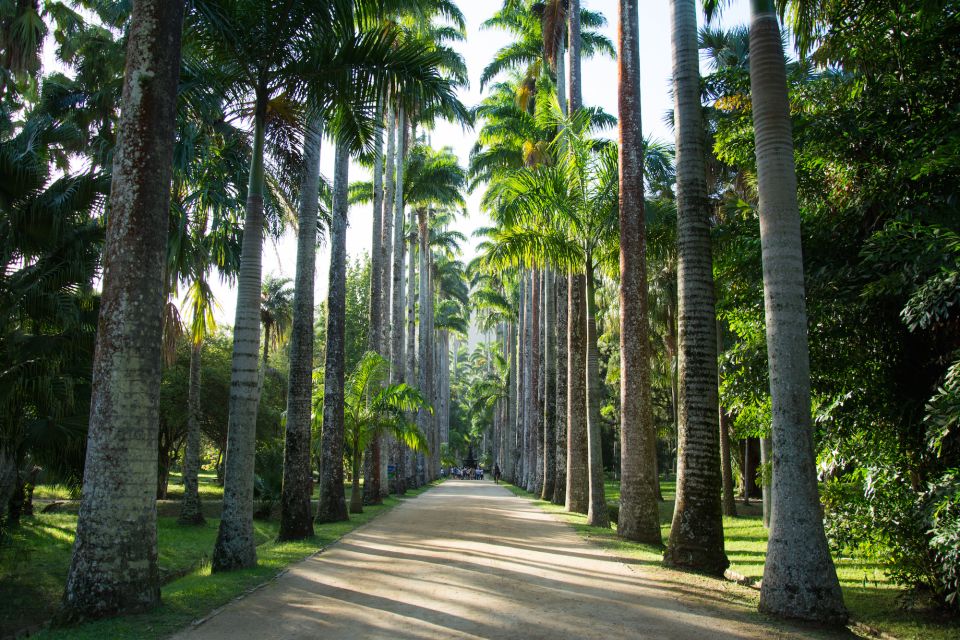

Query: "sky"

xmin=202 ymin=1 xmax=753 ymax=328
xmin=51 ymin=1 xmax=748 ymax=328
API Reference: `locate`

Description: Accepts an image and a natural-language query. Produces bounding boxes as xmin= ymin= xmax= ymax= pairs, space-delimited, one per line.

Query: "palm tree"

xmin=259 ymin=275 xmax=294 ymax=394
xmin=200 ymin=0 xmax=468 ymax=570
xmin=479 ymin=106 xmax=622 ymax=525
xmin=316 ymin=142 xmax=352 ymax=523
xmin=339 ymin=352 xmax=430 ymax=513
xmin=277 ymin=123 xmax=323 ymax=541
xmin=61 ymin=0 xmax=185 ymax=620
xmin=703 ymin=0 xmax=846 ymax=622
xmin=662 ymin=0 xmax=728 ymax=574
xmin=614 ymin=0 xmax=661 ymax=545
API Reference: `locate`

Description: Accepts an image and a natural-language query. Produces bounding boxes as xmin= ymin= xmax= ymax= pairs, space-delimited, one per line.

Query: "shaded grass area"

xmin=506 ymin=481 xmax=959 ymax=640
xmin=163 ymin=471 xmax=225 ymax=500
xmin=1 ymin=482 xmax=439 ymax=639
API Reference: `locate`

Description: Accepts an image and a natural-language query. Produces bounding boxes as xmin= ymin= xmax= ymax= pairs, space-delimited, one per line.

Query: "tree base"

xmin=662 ymin=546 xmax=730 ymax=577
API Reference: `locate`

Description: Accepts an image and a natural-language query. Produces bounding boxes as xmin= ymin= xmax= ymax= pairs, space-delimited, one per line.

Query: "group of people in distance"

xmin=443 ymin=464 xmax=503 ymax=484
xmin=449 ymin=466 xmax=484 ymax=480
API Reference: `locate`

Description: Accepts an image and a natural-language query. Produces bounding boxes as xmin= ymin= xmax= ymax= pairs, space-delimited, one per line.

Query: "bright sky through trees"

xmin=202 ymin=1 xmax=743 ymax=325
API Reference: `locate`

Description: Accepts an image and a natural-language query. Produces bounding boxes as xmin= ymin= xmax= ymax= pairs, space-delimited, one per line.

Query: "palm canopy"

xmin=189 ymin=0 xmax=469 ymax=153
xmin=479 ymin=0 xmax=614 ymax=90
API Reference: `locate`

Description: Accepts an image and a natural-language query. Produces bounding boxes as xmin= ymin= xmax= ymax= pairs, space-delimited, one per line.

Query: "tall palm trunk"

xmin=553 ymin=274 xmax=568 ymax=505
xmin=527 ymin=269 xmax=540 ymax=493
xmin=523 ymin=271 xmax=534 ymax=489
xmin=615 ymin=0 xmax=661 ymax=544
xmin=663 ymin=0 xmax=728 ymax=575
xmin=315 ymin=143 xmax=351 ymax=524
xmin=406 ymin=206 xmax=418 ymax=486
xmin=565 ymin=0 xmax=589 ymax=515
xmin=535 ymin=270 xmax=546 ymax=495
xmin=516 ymin=279 xmax=527 ymax=484
xmin=416 ymin=208 xmax=432 ymax=481
xmin=566 ymin=273 xmax=589 ymax=514
xmin=506 ymin=320 xmax=518 ymax=481
xmin=62 ymin=2 xmax=184 ymax=617
xmin=585 ymin=261 xmax=609 ymax=527
xmin=212 ymin=91 xmax=269 ymax=573
xmin=179 ymin=341 xmax=205 ymax=526
xmin=720 ymin=408 xmax=737 ymax=516
xmin=380 ymin=107 xmax=397 ymax=497
xmin=749 ymin=0 xmax=846 ymax=623
xmin=277 ymin=124 xmax=322 ymax=541
xmin=390 ymin=109 xmax=407 ymax=494
xmin=363 ymin=118 xmax=386 ymax=506
xmin=541 ymin=269 xmax=556 ymax=501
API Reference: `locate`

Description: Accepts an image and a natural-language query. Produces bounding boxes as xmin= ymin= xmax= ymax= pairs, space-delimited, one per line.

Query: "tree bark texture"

xmin=566 ymin=273 xmax=588 ymax=514
xmin=178 ymin=342 xmax=205 ymax=526
xmin=315 ymin=143 xmax=351 ymax=525
xmin=277 ymin=124 xmax=322 ymax=541
xmin=364 ymin=118 xmax=386 ymax=506
xmin=585 ymin=263 xmax=609 ymax=528
xmin=663 ymin=0 xmax=728 ymax=576
xmin=615 ymin=0 xmax=661 ymax=545
xmin=553 ymin=275 xmax=568 ymax=505
xmin=406 ymin=205 xmax=418 ymax=487
xmin=568 ymin=0 xmax=582 ymax=112
xmin=528 ymin=269 xmax=541 ymax=494
xmin=750 ymin=0 xmax=846 ymax=624
xmin=541 ymin=270 xmax=556 ymax=502
xmin=212 ymin=97 xmax=268 ymax=573
xmin=61 ymin=0 xmax=185 ymax=619
xmin=390 ymin=110 xmax=407 ymax=494
xmin=417 ymin=209 xmax=432 ymax=482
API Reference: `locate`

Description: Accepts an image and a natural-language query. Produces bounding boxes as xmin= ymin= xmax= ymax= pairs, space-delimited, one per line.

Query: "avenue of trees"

xmin=0 ymin=0 xmax=958 ymax=632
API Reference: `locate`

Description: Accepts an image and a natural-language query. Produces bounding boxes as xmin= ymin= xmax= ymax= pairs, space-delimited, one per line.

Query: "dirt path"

xmin=173 ymin=480 xmax=839 ymax=640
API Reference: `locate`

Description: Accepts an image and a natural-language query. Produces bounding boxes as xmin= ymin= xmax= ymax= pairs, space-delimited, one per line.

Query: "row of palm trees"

xmin=469 ymin=0 xmax=846 ymax=625
xmin=60 ymin=0 xmax=470 ymax=621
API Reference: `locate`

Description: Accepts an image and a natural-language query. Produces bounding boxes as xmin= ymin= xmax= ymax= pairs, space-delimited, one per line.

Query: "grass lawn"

xmin=163 ymin=471 xmax=225 ymax=501
xmin=506 ymin=481 xmax=959 ymax=640
xmin=1 ymin=481 xmax=439 ymax=639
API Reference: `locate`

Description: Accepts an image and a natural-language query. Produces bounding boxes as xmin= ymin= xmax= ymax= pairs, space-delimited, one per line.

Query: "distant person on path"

xmin=493 ymin=464 xmax=501 ymax=484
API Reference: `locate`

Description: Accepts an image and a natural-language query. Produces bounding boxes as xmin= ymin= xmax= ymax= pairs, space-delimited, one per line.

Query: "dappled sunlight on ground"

xmin=174 ymin=480 xmax=846 ymax=640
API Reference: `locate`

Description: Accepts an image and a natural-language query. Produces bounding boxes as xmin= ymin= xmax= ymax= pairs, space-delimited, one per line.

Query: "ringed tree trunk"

xmin=416 ymin=208 xmax=432 ymax=482
xmin=534 ymin=270 xmax=545 ymax=496
xmin=565 ymin=273 xmax=589 ymax=514
xmin=553 ymin=274 xmax=568 ymax=505
xmin=212 ymin=91 xmax=269 ymax=573
xmin=584 ymin=260 xmax=609 ymax=528
xmin=61 ymin=0 xmax=185 ymax=619
xmin=506 ymin=319 xmax=518 ymax=482
xmin=179 ymin=341 xmax=205 ymax=525
xmin=315 ymin=143 xmax=351 ymax=524
xmin=405 ymin=203 xmax=418 ymax=487
xmin=389 ymin=108 xmax=407 ymax=494
xmin=277 ymin=123 xmax=322 ymax=541
xmin=541 ymin=269 xmax=556 ymax=502
xmin=515 ymin=278 xmax=527 ymax=485
xmin=527 ymin=269 xmax=540 ymax=494
xmin=615 ymin=0 xmax=661 ymax=544
xmin=379 ymin=107 xmax=396 ymax=497
xmin=363 ymin=117 xmax=385 ymax=506
xmin=522 ymin=271 xmax=534 ymax=489
xmin=749 ymin=0 xmax=846 ymax=624
xmin=663 ymin=0 xmax=728 ymax=576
